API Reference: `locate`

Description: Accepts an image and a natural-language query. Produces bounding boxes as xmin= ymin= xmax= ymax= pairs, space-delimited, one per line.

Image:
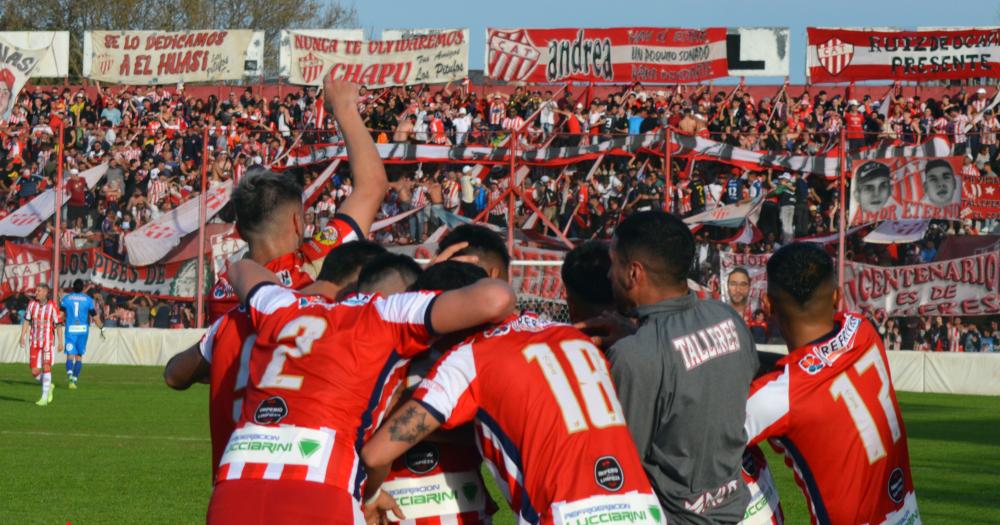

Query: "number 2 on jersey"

xmin=256 ymin=316 xmax=328 ymax=390
xmin=829 ymin=345 xmax=902 ymax=464
xmin=523 ymin=339 xmax=625 ymax=433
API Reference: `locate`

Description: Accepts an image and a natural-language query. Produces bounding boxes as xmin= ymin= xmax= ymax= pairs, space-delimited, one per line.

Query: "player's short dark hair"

xmin=924 ymin=158 xmax=953 ymax=173
xmin=438 ymin=225 xmax=510 ymax=270
xmin=562 ymin=241 xmax=613 ymax=308
xmin=767 ymin=243 xmax=835 ymax=306
xmin=72 ymin=279 xmax=84 ymax=293
xmin=855 ymin=161 xmax=890 ymax=183
xmin=317 ymin=241 xmax=386 ymax=285
xmin=411 ymin=261 xmax=487 ymax=292
xmin=728 ymin=267 xmax=750 ymax=281
xmin=357 ymin=254 xmax=423 ymax=294
xmin=231 ymin=169 xmax=303 ymax=239
xmin=612 ymin=211 xmax=694 ymax=286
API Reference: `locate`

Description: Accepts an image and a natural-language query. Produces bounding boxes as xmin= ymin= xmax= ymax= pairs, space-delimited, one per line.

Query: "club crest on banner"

xmin=96 ymin=53 xmax=115 ymax=76
xmin=818 ymin=37 xmax=854 ymax=76
xmin=487 ymin=29 xmax=540 ymax=82
xmin=298 ymin=51 xmax=325 ymax=85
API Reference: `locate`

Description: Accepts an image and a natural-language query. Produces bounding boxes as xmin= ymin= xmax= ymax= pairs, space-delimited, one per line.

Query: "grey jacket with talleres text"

xmin=607 ymin=292 xmax=758 ymax=525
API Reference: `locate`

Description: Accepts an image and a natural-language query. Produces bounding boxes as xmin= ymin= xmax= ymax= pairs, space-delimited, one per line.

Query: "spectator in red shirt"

xmin=65 ymin=168 xmax=89 ymax=223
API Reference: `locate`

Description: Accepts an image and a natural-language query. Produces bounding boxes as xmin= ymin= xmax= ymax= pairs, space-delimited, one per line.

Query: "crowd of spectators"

xmin=0 ymin=80 xmax=997 ymax=339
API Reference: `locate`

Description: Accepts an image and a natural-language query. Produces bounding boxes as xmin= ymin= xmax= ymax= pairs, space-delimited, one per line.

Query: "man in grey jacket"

xmin=604 ymin=211 xmax=759 ymax=524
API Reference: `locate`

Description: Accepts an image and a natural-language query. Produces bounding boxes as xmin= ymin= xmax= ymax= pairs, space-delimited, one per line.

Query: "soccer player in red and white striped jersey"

xmin=20 ymin=283 xmax=62 ymax=406
xmin=204 ymin=258 xmax=515 ymax=525
xmin=362 ymin=262 xmax=664 ymax=525
xmin=745 ymin=243 xmax=920 ymax=525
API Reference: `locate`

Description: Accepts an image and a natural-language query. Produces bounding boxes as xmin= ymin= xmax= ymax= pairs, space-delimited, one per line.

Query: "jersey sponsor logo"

xmin=483 ymin=314 xmax=556 ymax=338
xmin=253 ymin=396 xmax=289 ymax=425
xmin=888 ymin=467 xmax=905 ymax=503
xmin=212 ymin=280 xmax=233 ymax=299
xmin=798 ymin=353 xmax=826 ymax=375
xmin=683 ymin=479 xmax=740 ymax=515
xmin=404 ymin=443 xmax=440 ymax=474
xmin=220 ymin=424 xmax=331 ymax=468
xmin=553 ymin=493 xmax=664 ymax=525
xmin=383 ymin=471 xmax=487 ymax=520
xmin=594 ymin=456 xmax=624 ymax=492
xmin=811 ymin=315 xmax=862 ymax=367
xmin=671 ymin=319 xmax=743 ymax=371
xmin=275 ymin=269 xmax=293 ymax=287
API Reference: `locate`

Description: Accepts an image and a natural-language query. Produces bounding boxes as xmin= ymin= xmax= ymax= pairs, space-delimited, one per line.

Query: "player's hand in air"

xmin=574 ymin=311 xmax=638 ymax=349
xmin=426 ymin=241 xmax=479 ymax=268
xmin=323 ymin=78 xmax=359 ymax=114
xmin=363 ymin=491 xmax=404 ymax=525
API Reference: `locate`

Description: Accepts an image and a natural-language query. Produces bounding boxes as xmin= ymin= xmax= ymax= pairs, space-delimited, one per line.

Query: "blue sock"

xmin=73 ymin=360 xmax=83 ymax=380
xmin=65 ymin=359 xmax=74 ymax=375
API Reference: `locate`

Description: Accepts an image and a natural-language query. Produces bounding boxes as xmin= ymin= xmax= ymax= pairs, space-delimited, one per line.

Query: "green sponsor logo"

xmin=649 ymin=506 xmax=662 ymax=523
xmin=743 ymin=494 xmax=769 ymax=519
xmin=568 ymin=510 xmax=650 ymax=525
xmin=227 ymin=440 xmax=292 ymax=454
xmin=399 ymin=490 xmax=458 ymax=507
xmin=462 ymin=482 xmax=479 ymax=502
xmin=298 ymin=438 xmax=321 ymax=458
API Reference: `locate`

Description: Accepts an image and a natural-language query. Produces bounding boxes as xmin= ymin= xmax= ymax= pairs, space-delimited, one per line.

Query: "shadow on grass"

xmin=0 ymin=395 xmax=29 ymax=402
xmin=904 ymin=418 xmax=1000 ymax=447
xmin=1 ymin=379 xmax=42 ymax=387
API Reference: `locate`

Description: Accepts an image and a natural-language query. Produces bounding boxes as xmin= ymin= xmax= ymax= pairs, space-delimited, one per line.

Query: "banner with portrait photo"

xmin=843 ymin=252 xmax=1000 ymax=318
xmin=808 ymin=27 xmax=1000 ymax=83
xmin=848 ymin=157 xmax=963 ymax=227
xmin=87 ymin=30 xmax=253 ymax=84
xmin=0 ymin=36 xmax=49 ymax=120
xmin=962 ymin=177 xmax=1000 ymax=220
xmin=485 ymin=27 xmax=727 ymax=83
xmin=287 ymin=29 xmax=468 ymax=87
xmin=719 ymin=252 xmax=770 ymax=318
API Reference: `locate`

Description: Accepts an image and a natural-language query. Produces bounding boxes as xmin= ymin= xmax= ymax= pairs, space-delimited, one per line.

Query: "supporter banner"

xmin=210 ymin=231 xmax=247 ymax=283
xmin=0 ymin=163 xmax=108 ymax=237
xmin=124 ymin=180 xmax=233 ymax=266
xmin=0 ymin=31 xmax=68 ymax=78
xmin=302 ymin=160 xmax=340 ymax=208
xmin=382 ymin=28 xmax=457 ymax=40
xmin=962 ymin=177 xmax=1000 ymax=220
xmin=485 ymin=27 xmax=728 ymax=83
xmin=684 ymin=196 xmax=763 ymax=228
xmin=848 ymin=157 xmax=963 ymax=226
xmin=863 ymin=220 xmax=931 ymax=244
xmin=287 ymin=29 xmax=468 ymax=87
xmin=807 ymin=27 xmax=1000 ymax=83
xmin=87 ymin=30 xmax=253 ymax=84
xmin=279 ymin=29 xmax=364 ymax=77
xmin=2 ymin=244 xmax=202 ymax=300
xmin=719 ymin=252 xmax=770 ymax=315
xmin=0 ymin=36 xmax=49 ymax=120
xmin=727 ymin=27 xmax=790 ymax=77
xmin=843 ymin=252 xmax=1000 ymax=318
xmin=796 ymin=224 xmax=868 ymax=244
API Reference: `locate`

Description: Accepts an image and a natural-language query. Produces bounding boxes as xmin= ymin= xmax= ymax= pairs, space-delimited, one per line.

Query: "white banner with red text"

xmin=843 ymin=252 xmax=1000 ymax=318
xmin=0 ymin=163 xmax=108 ymax=237
xmin=962 ymin=177 xmax=1000 ymax=220
xmin=124 ymin=180 xmax=233 ymax=266
xmin=485 ymin=27 xmax=728 ymax=83
xmin=86 ymin=30 xmax=253 ymax=84
xmin=0 ymin=36 xmax=49 ymax=120
xmin=286 ymin=29 xmax=468 ymax=87
xmin=848 ymin=157 xmax=963 ymax=226
xmin=863 ymin=220 xmax=931 ymax=244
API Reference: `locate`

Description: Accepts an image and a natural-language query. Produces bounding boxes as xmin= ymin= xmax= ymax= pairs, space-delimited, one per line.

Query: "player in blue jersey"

xmin=60 ymin=280 xmax=104 ymax=389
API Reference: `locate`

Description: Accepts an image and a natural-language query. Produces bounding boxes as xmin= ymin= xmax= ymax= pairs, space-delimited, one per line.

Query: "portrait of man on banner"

xmin=848 ymin=157 xmax=963 ymax=226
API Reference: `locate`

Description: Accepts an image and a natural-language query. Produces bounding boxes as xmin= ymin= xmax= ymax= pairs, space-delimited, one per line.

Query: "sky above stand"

xmin=354 ymin=0 xmax=996 ymax=83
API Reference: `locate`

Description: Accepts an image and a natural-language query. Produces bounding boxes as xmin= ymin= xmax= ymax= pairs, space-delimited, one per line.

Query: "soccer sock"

xmin=41 ymin=372 xmax=51 ymax=399
xmin=73 ymin=360 xmax=83 ymax=380
xmin=65 ymin=359 xmax=73 ymax=376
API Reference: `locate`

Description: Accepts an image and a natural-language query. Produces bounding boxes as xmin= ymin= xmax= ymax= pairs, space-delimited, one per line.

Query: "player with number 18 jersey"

xmin=412 ymin=315 xmax=664 ymax=524
xmin=745 ymin=312 xmax=920 ymax=525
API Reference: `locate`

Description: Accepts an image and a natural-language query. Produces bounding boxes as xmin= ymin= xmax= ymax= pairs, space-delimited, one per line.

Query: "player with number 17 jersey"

xmin=412 ymin=315 xmax=664 ymax=524
xmin=208 ymin=284 xmax=441 ymax=523
xmin=745 ymin=312 xmax=920 ymax=525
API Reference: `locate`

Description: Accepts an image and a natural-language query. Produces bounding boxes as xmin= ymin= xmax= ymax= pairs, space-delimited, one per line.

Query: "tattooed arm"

xmin=360 ymin=400 xmax=442 ymax=498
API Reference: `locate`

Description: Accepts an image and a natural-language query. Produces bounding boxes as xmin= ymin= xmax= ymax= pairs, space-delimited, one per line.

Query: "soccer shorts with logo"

xmin=65 ymin=332 xmax=88 ymax=357
xmin=206 ymin=479 xmax=365 ymax=525
xmin=29 ymin=345 xmax=54 ymax=369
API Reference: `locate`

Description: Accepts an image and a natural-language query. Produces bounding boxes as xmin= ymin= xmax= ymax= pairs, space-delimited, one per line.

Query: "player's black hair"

xmin=72 ymin=279 xmax=84 ymax=293
xmin=924 ymin=158 xmax=953 ymax=173
xmin=231 ymin=169 xmax=303 ymax=239
xmin=316 ymin=240 xmax=387 ymax=285
xmin=855 ymin=161 xmax=890 ymax=182
xmin=728 ymin=267 xmax=750 ymax=281
xmin=438 ymin=224 xmax=511 ymax=270
xmin=357 ymin=254 xmax=423 ymax=294
xmin=562 ymin=241 xmax=613 ymax=308
xmin=410 ymin=261 xmax=487 ymax=292
xmin=766 ymin=243 xmax=835 ymax=306
xmin=612 ymin=211 xmax=694 ymax=286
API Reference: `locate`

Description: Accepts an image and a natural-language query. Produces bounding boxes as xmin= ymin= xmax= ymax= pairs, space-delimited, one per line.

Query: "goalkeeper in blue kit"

xmin=60 ymin=280 xmax=104 ymax=388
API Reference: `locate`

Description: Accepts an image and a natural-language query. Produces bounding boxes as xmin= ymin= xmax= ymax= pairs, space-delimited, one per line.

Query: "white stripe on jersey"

xmin=745 ymin=366 xmax=790 ymax=443
xmin=225 ymin=462 xmax=245 ymax=480
xmin=198 ymin=316 xmax=224 ymax=362
xmin=248 ymin=285 xmax=298 ymax=315
xmin=418 ymin=343 xmax=477 ymax=423
xmin=374 ymin=291 xmax=437 ymax=326
xmin=263 ymin=462 xmax=284 ymax=480
xmin=478 ymin=421 xmax=524 ymax=489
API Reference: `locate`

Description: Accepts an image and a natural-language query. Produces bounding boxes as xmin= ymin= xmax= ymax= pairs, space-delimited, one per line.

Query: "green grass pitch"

xmin=1 ymin=363 xmax=998 ymax=524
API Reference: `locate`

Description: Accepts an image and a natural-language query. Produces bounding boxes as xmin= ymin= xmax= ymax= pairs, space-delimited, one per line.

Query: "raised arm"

xmin=325 ymin=78 xmax=388 ymax=236
xmin=226 ymin=259 xmax=281 ymax=305
xmin=430 ymin=278 xmax=516 ymax=334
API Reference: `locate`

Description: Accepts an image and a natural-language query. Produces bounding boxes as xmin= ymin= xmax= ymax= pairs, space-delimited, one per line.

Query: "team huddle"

xmin=159 ymin=79 xmax=920 ymax=525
